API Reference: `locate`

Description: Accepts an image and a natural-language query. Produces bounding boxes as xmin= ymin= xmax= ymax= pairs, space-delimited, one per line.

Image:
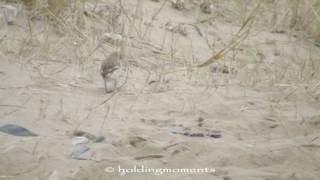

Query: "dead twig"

xmin=1 ymin=95 xmax=33 ymax=118
xmin=142 ymin=0 xmax=168 ymax=40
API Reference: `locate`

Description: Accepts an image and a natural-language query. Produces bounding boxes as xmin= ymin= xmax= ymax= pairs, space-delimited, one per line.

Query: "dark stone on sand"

xmin=0 ymin=124 xmax=38 ymax=137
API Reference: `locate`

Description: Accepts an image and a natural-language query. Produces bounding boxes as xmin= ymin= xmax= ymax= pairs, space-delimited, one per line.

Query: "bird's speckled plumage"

xmin=100 ymin=52 xmax=121 ymax=78
xmin=100 ymin=52 xmax=121 ymax=93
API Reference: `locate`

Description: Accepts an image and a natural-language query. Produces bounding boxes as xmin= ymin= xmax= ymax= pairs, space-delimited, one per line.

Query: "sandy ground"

xmin=0 ymin=0 xmax=320 ymax=180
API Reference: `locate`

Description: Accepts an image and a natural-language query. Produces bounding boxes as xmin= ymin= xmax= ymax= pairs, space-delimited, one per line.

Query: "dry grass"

xmin=15 ymin=0 xmax=320 ymax=43
xmin=1 ymin=0 xmax=319 ymax=88
xmin=19 ymin=0 xmax=70 ymax=15
xmin=47 ymin=0 xmax=69 ymax=15
xmin=263 ymin=0 xmax=319 ymax=42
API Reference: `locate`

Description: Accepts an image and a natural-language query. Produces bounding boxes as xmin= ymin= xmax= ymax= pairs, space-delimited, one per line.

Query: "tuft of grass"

xmin=197 ymin=1 xmax=261 ymax=68
xmin=47 ymin=0 xmax=69 ymax=15
xmin=309 ymin=1 xmax=320 ymax=44
xmin=21 ymin=0 xmax=34 ymax=8
xmin=19 ymin=0 xmax=69 ymax=16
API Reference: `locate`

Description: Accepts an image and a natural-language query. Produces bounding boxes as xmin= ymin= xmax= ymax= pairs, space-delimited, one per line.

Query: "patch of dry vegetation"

xmin=1 ymin=0 xmax=319 ymax=88
xmin=47 ymin=0 xmax=69 ymax=15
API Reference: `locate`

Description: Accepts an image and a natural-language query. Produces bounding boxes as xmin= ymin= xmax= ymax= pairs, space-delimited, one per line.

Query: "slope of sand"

xmin=0 ymin=0 xmax=320 ymax=180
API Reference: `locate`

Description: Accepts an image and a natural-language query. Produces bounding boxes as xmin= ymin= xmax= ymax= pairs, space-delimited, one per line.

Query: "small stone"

xmin=71 ymin=136 xmax=89 ymax=146
xmin=94 ymin=136 xmax=105 ymax=143
xmin=200 ymin=0 xmax=214 ymax=14
xmin=222 ymin=65 xmax=229 ymax=74
xmin=0 ymin=124 xmax=38 ymax=137
xmin=102 ymin=32 xmax=123 ymax=46
xmin=189 ymin=133 xmax=205 ymax=137
xmin=165 ymin=22 xmax=188 ymax=36
xmin=171 ymin=0 xmax=185 ymax=10
xmin=71 ymin=145 xmax=90 ymax=159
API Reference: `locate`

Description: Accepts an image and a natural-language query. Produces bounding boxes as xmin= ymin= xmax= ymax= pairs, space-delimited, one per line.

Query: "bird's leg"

xmin=104 ymin=79 xmax=107 ymax=93
xmin=114 ymin=77 xmax=117 ymax=90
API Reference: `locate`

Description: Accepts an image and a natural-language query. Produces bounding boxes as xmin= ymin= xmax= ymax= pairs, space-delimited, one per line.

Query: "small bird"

xmin=100 ymin=52 xmax=121 ymax=93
